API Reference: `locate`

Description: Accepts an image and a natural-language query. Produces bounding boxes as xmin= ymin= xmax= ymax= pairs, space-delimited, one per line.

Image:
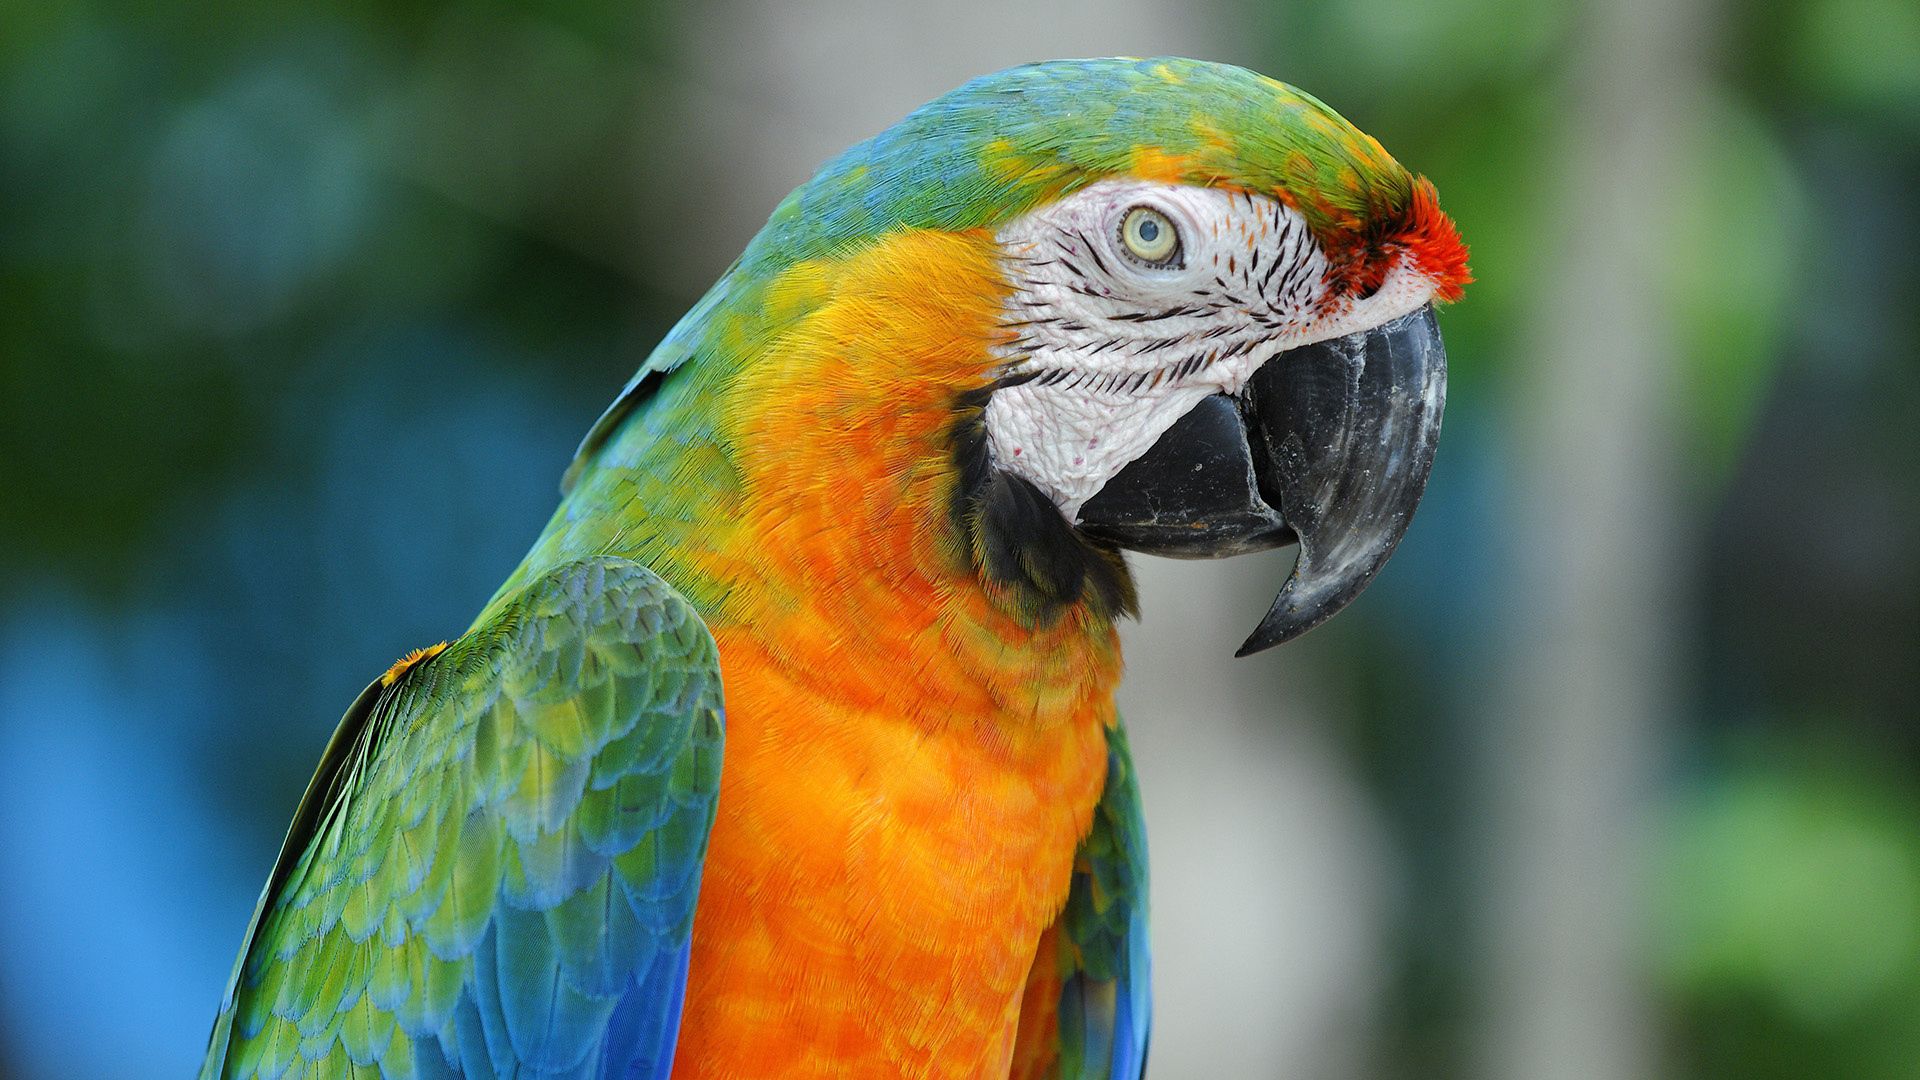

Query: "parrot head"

xmin=568 ymin=57 xmax=1469 ymax=657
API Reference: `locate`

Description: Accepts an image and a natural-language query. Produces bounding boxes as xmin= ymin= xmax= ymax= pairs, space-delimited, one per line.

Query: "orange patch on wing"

xmin=380 ymin=641 xmax=446 ymax=686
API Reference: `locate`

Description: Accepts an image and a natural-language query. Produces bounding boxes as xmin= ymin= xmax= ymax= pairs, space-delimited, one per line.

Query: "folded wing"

xmin=199 ymin=556 xmax=725 ymax=1080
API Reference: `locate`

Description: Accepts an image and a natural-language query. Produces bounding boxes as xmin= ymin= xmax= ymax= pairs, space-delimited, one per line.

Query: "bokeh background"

xmin=1 ymin=0 xmax=1915 ymax=1076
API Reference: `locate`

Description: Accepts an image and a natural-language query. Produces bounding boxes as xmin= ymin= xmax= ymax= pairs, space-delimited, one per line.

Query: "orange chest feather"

xmin=673 ymin=631 xmax=1114 ymax=1079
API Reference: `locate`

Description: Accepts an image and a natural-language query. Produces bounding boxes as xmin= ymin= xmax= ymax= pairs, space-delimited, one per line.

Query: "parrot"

xmin=198 ymin=56 xmax=1468 ymax=1080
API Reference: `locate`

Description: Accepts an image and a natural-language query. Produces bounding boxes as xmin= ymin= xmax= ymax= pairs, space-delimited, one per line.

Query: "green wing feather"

xmin=199 ymin=556 xmax=724 ymax=1080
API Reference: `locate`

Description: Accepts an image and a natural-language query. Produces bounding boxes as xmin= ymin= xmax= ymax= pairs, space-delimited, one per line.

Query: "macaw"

xmin=198 ymin=57 xmax=1468 ymax=1079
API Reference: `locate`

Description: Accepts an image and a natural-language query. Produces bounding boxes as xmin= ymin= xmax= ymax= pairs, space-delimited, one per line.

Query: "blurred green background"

xmin=0 ymin=1 xmax=1914 ymax=1077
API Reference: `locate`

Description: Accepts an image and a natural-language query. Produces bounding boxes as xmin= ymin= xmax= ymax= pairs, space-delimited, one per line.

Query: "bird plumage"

xmin=201 ymin=56 xmax=1464 ymax=1079
xmin=202 ymin=559 xmax=723 ymax=1078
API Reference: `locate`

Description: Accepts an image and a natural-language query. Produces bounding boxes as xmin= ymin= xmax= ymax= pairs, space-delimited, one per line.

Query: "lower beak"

xmin=1075 ymin=304 xmax=1447 ymax=656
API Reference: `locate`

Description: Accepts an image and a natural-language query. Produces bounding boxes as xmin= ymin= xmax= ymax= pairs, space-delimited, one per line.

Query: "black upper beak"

xmin=1076 ymin=304 xmax=1447 ymax=655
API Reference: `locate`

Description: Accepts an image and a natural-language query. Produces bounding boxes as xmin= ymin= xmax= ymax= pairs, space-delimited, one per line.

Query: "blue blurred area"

xmin=0 ymin=330 xmax=583 ymax=1073
xmin=0 ymin=601 xmax=242 ymax=1077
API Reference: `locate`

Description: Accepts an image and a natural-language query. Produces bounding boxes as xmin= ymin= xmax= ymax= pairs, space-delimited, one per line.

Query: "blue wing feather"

xmin=199 ymin=556 xmax=724 ymax=1079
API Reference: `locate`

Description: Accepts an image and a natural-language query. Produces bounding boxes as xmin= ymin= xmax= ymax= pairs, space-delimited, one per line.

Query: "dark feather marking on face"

xmin=1211 ymin=279 xmax=1250 ymax=306
xmin=1277 ymin=260 xmax=1309 ymax=307
xmin=1108 ymin=305 xmax=1202 ymax=323
xmin=951 ymin=369 xmax=1041 ymax=410
xmin=1258 ymin=239 xmax=1287 ymax=296
xmin=1076 ymin=230 xmax=1112 ymax=277
xmin=1285 ymin=275 xmax=1312 ymax=307
xmin=945 ymin=388 xmax=1136 ymax=625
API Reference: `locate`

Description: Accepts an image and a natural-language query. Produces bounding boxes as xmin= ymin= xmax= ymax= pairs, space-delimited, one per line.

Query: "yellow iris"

xmin=1119 ymin=206 xmax=1179 ymax=265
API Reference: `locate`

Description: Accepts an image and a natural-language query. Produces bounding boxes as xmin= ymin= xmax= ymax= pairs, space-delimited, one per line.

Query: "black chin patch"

xmin=947 ymin=393 xmax=1135 ymax=625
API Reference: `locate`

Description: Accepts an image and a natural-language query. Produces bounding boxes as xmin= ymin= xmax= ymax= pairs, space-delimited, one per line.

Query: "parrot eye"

xmin=1118 ymin=206 xmax=1181 ymax=267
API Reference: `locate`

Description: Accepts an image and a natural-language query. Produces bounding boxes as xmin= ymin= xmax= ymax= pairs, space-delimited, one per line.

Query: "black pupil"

xmin=1137 ymin=218 xmax=1159 ymax=243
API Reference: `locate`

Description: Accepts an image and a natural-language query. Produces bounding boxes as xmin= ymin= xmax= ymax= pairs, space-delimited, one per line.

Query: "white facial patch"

xmin=982 ymin=178 xmax=1437 ymax=520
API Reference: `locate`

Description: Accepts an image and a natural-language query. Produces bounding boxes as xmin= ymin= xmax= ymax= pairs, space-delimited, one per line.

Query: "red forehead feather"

xmin=1316 ymin=176 xmax=1470 ymax=306
xmin=1395 ymin=177 xmax=1471 ymax=302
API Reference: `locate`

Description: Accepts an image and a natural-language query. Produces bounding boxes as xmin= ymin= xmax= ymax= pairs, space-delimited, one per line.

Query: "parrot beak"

xmin=1075 ymin=304 xmax=1447 ymax=656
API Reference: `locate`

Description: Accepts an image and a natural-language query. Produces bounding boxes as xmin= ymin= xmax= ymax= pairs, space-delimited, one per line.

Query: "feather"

xmin=198 ymin=558 xmax=724 ymax=1079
